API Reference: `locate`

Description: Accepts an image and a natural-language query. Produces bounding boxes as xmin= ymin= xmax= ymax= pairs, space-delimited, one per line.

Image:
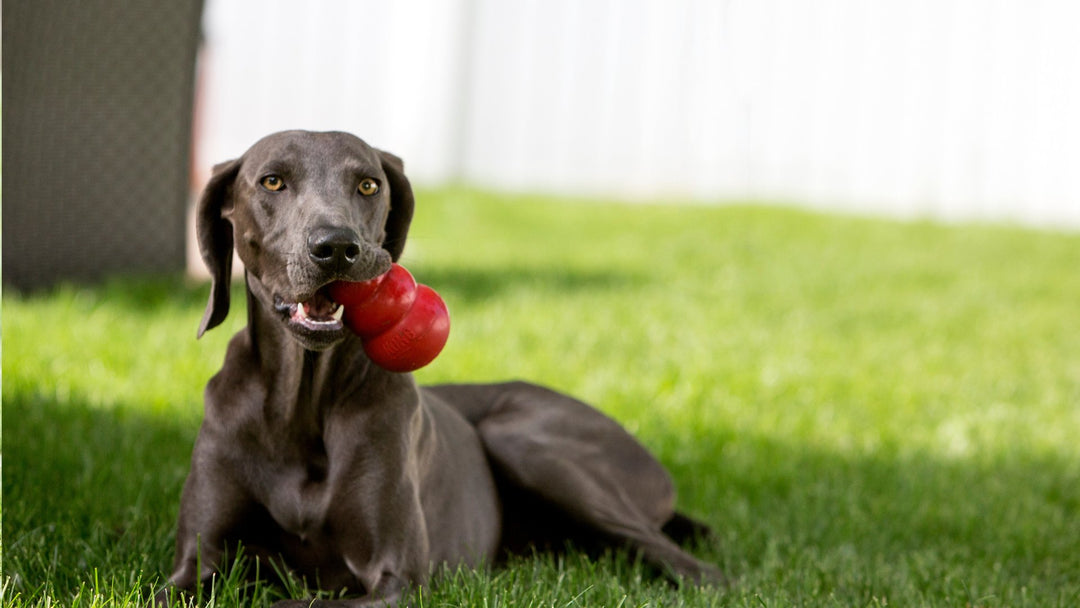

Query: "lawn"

xmin=3 ymin=189 xmax=1080 ymax=607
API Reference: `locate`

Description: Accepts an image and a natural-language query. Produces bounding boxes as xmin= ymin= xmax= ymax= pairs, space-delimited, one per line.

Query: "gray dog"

xmin=160 ymin=130 xmax=723 ymax=606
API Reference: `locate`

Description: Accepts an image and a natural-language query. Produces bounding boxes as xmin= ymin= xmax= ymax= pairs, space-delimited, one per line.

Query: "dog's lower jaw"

xmin=246 ymin=273 xmax=351 ymax=352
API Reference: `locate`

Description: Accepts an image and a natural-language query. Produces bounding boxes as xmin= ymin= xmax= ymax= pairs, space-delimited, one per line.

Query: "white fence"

xmin=197 ymin=0 xmax=1080 ymax=228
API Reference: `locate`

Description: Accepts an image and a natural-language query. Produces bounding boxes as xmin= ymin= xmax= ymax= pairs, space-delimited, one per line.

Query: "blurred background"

xmin=5 ymin=0 xmax=1080 ymax=289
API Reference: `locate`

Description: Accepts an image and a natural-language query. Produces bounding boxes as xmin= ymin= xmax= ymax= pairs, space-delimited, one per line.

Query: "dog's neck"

xmin=244 ymin=274 xmax=303 ymax=373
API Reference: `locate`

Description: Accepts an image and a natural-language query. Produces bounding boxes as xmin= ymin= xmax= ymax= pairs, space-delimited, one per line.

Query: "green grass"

xmin=4 ymin=189 xmax=1080 ymax=607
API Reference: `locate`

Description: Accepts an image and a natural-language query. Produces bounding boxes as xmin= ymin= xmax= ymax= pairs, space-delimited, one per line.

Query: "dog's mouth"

xmin=274 ymin=288 xmax=345 ymax=333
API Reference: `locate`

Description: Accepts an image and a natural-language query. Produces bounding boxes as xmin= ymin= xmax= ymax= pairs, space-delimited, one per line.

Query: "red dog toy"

xmin=328 ymin=264 xmax=450 ymax=372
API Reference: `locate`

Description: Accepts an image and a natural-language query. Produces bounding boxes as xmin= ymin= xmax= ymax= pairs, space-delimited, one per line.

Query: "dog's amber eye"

xmin=260 ymin=175 xmax=285 ymax=191
xmin=358 ymin=178 xmax=379 ymax=196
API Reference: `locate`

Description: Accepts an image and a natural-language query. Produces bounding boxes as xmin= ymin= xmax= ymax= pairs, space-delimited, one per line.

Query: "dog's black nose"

xmin=308 ymin=227 xmax=362 ymax=272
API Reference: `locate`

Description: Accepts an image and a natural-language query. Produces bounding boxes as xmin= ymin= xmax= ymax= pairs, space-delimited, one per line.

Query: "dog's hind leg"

xmin=427 ymin=381 xmax=726 ymax=586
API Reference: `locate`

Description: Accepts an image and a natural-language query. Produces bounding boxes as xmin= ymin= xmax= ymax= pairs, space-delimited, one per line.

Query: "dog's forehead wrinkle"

xmin=309 ymin=136 xmax=382 ymax=180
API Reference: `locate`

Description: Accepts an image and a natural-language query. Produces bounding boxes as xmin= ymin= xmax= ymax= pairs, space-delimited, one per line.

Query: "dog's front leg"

xmin=155 ymin=452 xmax=254 ymax=605
xmin=278 ymin=415 xmax=431 ymax=607
xmin=268 ymin=491 xmax=429 ymax=608
xmin=318 ymin=480 xmax=430 ymax=607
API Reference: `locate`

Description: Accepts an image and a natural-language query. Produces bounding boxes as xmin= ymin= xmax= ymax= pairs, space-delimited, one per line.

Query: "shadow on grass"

xmin=91 ymin=275 xmax=246 ymax=315
xmin=662 ymin=428 xmax=1080 ymax=605
xmin=412 ymin=265 xmax=648 ymax=305
xmin=2 ymin=390 xmax=198 ymax=601
xmin=1 ymin=273 xmax=230 ymax=316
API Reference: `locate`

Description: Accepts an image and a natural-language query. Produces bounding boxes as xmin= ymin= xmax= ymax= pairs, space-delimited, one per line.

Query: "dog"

xmin=160 ymin=130 xmax=724 ymax=606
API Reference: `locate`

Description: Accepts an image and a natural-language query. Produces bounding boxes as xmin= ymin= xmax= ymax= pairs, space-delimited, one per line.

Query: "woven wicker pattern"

xmin=3 ymin=0 xmax=204 ymax=289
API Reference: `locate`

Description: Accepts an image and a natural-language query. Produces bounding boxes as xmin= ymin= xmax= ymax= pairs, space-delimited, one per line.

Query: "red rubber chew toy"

xmin=328 ymin=264 xmax=450 ymax=373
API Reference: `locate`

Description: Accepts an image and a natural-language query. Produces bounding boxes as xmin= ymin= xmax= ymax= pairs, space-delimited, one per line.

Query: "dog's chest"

xmin=260 ymin=447 xmax=332 ymax=542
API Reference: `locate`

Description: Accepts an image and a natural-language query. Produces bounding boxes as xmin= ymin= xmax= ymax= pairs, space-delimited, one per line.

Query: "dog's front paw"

xmin=688 ymin=561 xmax=730 ymax=588
xmin=151 ymin=585 xmax=191 ymax=607
xmin=271 ymin=596 xmax=404 ymax=608
xmin=661 ymin=552 xmax=731 ymax=589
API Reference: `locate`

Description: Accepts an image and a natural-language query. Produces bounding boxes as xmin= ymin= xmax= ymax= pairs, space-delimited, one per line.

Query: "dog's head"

xmin=196 ymin=130 xmax=414 ymax=351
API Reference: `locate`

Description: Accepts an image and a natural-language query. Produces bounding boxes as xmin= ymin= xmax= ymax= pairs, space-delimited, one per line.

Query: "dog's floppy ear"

xmin=378 ymin=150 xmax=414 ymax=261
xmin=196 ymin=159 xmax=241 ymax=338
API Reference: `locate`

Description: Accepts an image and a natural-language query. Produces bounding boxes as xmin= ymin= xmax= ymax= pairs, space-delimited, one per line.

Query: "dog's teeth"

xmin=332 ymin=305 xmax=344 ymax=321
xmin=297 ymin=303 xmax=309 ymax=320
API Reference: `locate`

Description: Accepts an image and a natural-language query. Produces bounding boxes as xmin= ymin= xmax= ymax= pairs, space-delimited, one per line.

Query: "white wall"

xmin=197 ymin=0 xmax=1080 ymax=228
xmin=197 ymin=0 xmax=469 ymax=182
